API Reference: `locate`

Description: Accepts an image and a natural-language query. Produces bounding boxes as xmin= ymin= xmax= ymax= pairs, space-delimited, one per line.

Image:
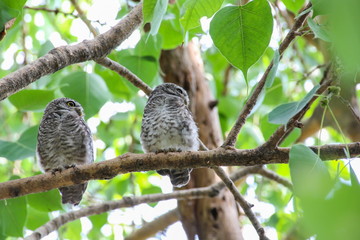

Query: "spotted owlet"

xmin=37 ymin=98 xmax=93 ymax=205
xmin=141 ymin=83 xmax=199 ymax=188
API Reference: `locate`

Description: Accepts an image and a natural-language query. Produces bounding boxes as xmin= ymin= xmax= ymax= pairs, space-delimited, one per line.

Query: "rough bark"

xmin=160 ymin=42 xmax=243 ymax=240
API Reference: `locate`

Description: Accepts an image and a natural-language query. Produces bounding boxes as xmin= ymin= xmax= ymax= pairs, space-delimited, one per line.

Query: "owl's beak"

xmin=75 ymin=108 xmax=83 ymax=116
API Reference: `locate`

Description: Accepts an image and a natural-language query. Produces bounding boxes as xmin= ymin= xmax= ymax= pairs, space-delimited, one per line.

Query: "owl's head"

xmin=45 ymin=98 xmax=84 ymax=117
xmin=151 ymin=83 xmax=190 ymax=106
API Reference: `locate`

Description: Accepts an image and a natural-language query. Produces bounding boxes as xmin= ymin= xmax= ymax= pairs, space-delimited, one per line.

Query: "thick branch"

xmin=1 ymin=143 xmax=358 ymax=200
xmin=222 ymin=2 xmax=313 ymax=147
xmin=0 ymin=3 xmax=143 ymax=101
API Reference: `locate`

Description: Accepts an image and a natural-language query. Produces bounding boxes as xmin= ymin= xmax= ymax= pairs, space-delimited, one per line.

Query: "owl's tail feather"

xmin=169 ymin=169 xmax=192 ymax=188
xmin=59 ymin=183 xmax=87 ymax=205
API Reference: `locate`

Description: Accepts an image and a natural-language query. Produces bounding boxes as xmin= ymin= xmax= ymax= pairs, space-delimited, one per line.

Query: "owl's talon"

xmin=51 ymin=167 xmax=63 ymax=175
xmin=64 ymin=164 xmax=76 ymax=169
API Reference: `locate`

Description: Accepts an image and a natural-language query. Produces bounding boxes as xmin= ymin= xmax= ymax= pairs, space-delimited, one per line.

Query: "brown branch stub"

xmin=0 ymin=142 xmax=358 ymax=200
xmin=0 ymin=3 xmax=143 ymax=101
xmin=221 ymin=2 xmax=313 ymax=148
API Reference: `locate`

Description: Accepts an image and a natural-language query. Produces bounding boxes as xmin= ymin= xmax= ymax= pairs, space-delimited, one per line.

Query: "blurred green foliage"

xmin=0 ymin=0 xmax=359 ymax=239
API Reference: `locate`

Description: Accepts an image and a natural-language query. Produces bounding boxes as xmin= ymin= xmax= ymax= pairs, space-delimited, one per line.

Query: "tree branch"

xmin=256 ymin=167 xmax=293 ymax=190
xmin=213 ymin=166 xmax=270 ymax=240
xmin=124 ymin=209 xmax=179 ymax=240
xmin=0 ymin=3 xmax=143 ymax=101
xmin=95 ymin=57 xmax=153 ymax=96
xmin=67 ymin=0 xmax=153 ymax=96
xmin=24 ymin=165 xmax=261 ymax=240
xmin=1 ymin=142 xmax=358 ymax=200
xmin=222 ymin=2 xmax=313 ymax=147
xmin=24 ymin=186 xmax=219 ymax=240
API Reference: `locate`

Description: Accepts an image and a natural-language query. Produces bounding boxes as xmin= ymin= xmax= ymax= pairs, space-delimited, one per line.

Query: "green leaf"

xmin=310 ymin=0 xmax=328 ymax=16
xmin=289 ymin=144 xmax=332 ymax=200
xmin=143 ymin=0 xmax=168 ymax=35
xmin=60 ymin=71 xmax=112 ymax=118
xmin=116 ymin=53 xmax=159 ymax=86
xmin=8 ymin=90 xmax=55 ymax=111
xmin=307 ymin=18 xmax=331 ymax=42
xmin=63 ymin=219 xmax=81 ymax=240
xmin=27 ymin=189 xmax=63 ymax=212
xmin=268 ymin=85 xmax=320 ymax=124
xmin=134 ymin=34 xmax=162 ymax=59
xmin=281 ymin=0 xmax=305 ymax=13
xmin=159 ymin=19 xmax=184 ymax=49
xmin=0 ymin=197 xmax=27 ymax=237
xmin=0 ymin=125 xmax=38 ymax=161
xmin=0 ymin=0 xmax=27 ymax=32
xmin=265 ymin=50 xmax=280 ymax=88
xmin=25 ymin=206 xmax=50 ymax=230
xmin=210 ymin=0 xmax=273 ymax=80
xmin=38 ymin=40 xmax=54 ymax=57
xmin=180 ymin=0 xmax=224 ymax=31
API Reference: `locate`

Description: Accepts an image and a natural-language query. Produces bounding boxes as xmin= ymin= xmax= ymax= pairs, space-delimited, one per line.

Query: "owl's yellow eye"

xmin=66 ymin=101 xmax=76 ymax=107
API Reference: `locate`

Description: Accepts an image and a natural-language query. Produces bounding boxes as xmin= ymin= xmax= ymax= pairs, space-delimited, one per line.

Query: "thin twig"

xmin=69 ymin=0 xmax=99 ymax=36
xmin=201 ymin=139 xmax=269 ymax=239
xmin=95 ymin=58 xmax=153 ymax=96
xmin=24 ymin=187 xmax=219 ymax=240
xmin=24 ymin=6 xmax=78 ymax=18
xmin=339 ymin=96 xmax=360 ymax=124
xmin=212 ymin=166 xmax=270 ymax=240
xmin=124 ymin=209 xmax=179 ymax=240
xmin=257 ymin=167 xmax=293 ymax=190
xmin=222 ymin=2 xmax=313 ymax=148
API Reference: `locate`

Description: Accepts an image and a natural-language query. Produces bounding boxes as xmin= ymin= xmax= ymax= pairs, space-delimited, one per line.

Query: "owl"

xmin=37 ymin=98 xmax=93 ymax=205
xmin=141 ymin=83 xmax=199 ymax=188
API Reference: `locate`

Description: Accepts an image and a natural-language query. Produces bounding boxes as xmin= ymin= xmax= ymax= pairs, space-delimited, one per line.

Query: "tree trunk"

xmin=160 ymin=41 xmax=244 ymax=240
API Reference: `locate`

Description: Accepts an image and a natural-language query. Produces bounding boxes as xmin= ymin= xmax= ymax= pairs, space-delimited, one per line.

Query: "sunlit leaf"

xmin=0 ymin=126 xmax=38 ymax=161
xmin=0 ymin=197 xmax=27 ymax=237
xmin=210 ymin=0 xmax=273 ymax=80
xmin=25 ymin=206 xmax=50 ymax=231
xmin=281 ymin=0 xmax=305 ymax=13
xmin=27 ymin=189 xmax=63 ymax=212
xmin=60 ymin=71 xmax=112 ymax=118
xmin=0 ymin=0 xmax=27 ymax=31
xmin=9 ymin=90 xmax=54 ymax=111
xmin=143 ymin=0 xmax=168 ymax=35
xmin=180 ymin=0 xmax=224 ymax=31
